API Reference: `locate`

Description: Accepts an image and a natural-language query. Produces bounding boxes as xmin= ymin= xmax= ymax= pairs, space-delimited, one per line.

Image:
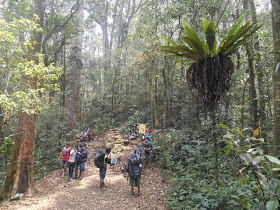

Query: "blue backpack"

xmin=75 ymin=148 xmax=81 ymax=162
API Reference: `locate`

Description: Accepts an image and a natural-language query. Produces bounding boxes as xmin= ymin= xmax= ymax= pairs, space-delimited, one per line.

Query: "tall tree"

xmin=65 ymin=0 xmax=84 ymax=140
xmin=243 ymin=0 xmax=259 ymax=130
xmin=0 ymin=0 xmax=47 ymax=200
xmin=153 ymin=0 xmax=160 ymax=129
xmin=249 ymin=0 xmax=266 ymax=133
xmin=271 ymin=0 xmax=280 ymax=156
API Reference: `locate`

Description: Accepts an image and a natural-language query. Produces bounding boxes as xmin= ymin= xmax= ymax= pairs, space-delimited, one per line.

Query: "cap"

xmin=66 ymin=142 xmax=70 ymax=145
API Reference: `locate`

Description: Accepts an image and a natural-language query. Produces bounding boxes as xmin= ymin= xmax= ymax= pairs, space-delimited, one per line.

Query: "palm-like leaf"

xmin=181 ymin=36 xmax=205 ymax=57
xmin=205 ymin=21 xmax=216 ymax=54
xmin=159 ymin=45 xmax=200 ymax=60
xmin=182 ymin=20 xmax=205 ymax=49
xmin=218 ymin=13 xmax=246 ymax=49
xmin=160 ymin=14 xmax=261 ymax=60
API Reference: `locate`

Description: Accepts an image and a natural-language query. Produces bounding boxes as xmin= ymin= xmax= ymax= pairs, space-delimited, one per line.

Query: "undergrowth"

xmin=153 ymin=127 xmax=247 ymax=209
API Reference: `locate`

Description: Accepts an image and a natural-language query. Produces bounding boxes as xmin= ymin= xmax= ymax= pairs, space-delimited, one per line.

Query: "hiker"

xmin=87 ymin=128 xmax=93 ymax=141
xmin=68 ymin=145 xmax=78 ymax=180
xmin=135 ymin=145 xmax=145 ymax=163
xmin=131 ymin=124 xmax=137 ymax=134
xmin=57 ymin=142 xmax=71 ymax=177
xmin=77 ymin=143 xmax=88 ymax=181
xmin=129 ymin=130 xmax=136 ymax=140
xmin=143 ymin=137 xmax=153 ymax=168
xmin=139 ymin=133 xmax=145 ymax=144
xmin=126 ymin=153 xmax=142 ymax=196
xmin=74 ymin=145 xmax=81 ymax=179
xmin=87 ymin=128 xmax=92 ymax=142
xmin=80 ymin=129 xmax=87 ymax=142
xmin=100 ymin=148 xmax=111 ymax=187
xmin=145 ymin=128 xmax=149 ymax=136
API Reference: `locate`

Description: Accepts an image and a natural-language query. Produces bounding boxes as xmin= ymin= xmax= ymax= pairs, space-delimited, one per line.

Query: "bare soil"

xmin=0 ymin=127 xmax=169 ymax=210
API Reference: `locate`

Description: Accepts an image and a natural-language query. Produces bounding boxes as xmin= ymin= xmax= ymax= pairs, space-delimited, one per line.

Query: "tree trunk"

xmin=150 ymin=78 xmax=154 ymax=129
xmin=154 ymin=0 xmax=159 ymax=129
xmin=211 ymin=107 xmax=219 ymax=189
xmin=65 ymin=0 xmax=84 ymax=140
xmin=249 ymin=0 xmax=266 ymax=133
xmin=162 ymin=64 xmax=167 ymax=169
xmin=154 ymin=60 xmax=159 ymax=129
xmin=271 ymin=0 xmax=280 ymax=156
xmin=243 ymin=0 xmax=259 ymax=130
xmin=0 ymin=0 xmax=46 ymax=200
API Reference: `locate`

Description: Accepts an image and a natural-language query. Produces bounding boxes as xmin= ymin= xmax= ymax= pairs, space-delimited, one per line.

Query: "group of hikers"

xmin=80 ymin=128 xmax=94 ymax=142
xmin=57 ymin=125 xmax=154 ymax=196
xmin=57 ymin=142 xmax=88 ymax=181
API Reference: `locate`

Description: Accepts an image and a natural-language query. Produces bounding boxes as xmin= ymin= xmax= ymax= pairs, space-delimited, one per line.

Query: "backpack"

xmin=125 ymin=153 xmax=141 ymax=178
xmin=75 ymin=148 xmax=81 ymax=162
xmin=135 ymin=146 xmax=145 ymax=163
xmin=94 ymin=149 xmax=105 ymax=168
xmin=80 ymin=148 xmax=88 ymax=162
xmin=146 ymin=136 xmax=153 ymax=146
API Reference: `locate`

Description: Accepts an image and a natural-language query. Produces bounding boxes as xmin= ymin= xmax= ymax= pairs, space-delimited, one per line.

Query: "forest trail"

xmin=0 ymin=127 xmax=169 ymax=210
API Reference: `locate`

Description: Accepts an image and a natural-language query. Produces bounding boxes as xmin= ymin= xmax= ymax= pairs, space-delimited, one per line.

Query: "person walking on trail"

xmin=100 ymin=148 xmax=111 ymax=188
xmin=77 ymin=143 xmax=88 ymax=181
xmin=143 ymin=137 xmax=153 ymax=168
xmin=68 ymin=145 xmax=78 ymax=180
xmin=80 ymin=129 xmax=87 ymax=142
xmin=126 ymin=153 xmax=142 ymax=196
xmin=58 ymin=142 xmax=71 ymax=177
xmin=87 ymin=127 xmax=92 ymax=142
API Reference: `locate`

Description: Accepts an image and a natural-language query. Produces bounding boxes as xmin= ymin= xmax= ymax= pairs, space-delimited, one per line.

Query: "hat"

xmin=66 ymin=142 xmax=70 ymax=145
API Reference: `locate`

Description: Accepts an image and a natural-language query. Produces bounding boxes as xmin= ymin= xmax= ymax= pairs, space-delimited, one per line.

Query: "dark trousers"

xmin=69 ymin=162 xmax=75 ymax=178
xmin=74 ymin=161 xmax=80 ymax=178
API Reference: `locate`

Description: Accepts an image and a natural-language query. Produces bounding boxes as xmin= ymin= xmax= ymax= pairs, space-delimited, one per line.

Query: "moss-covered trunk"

xmin=243 ymin=0 xmax=259 ymax=130
xmin=271 ymin=0 xmax=280 ymax=156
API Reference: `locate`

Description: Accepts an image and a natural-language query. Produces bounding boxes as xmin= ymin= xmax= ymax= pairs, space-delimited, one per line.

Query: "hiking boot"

xmin=138 ymin=189 xmax=141 ymax=194
xmin=100 ymin=184 xmax=106 ymax=188
xmin=69 ymin=176 xmax=73 ymax=180
xmin=80 ymin=178 xmax=85 ymax=181
xmin=61 ymin=173 xmax=65 ymax=177
xmin=130 ymin=193 xmax=135 ymax=197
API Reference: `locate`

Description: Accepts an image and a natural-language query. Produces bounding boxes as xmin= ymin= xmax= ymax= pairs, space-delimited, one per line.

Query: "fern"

xmin=161 ymin=15 xmax=262 ymax=61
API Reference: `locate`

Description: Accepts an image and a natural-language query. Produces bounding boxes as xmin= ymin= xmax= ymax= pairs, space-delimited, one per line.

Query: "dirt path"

xmin=0 ymin=127 xmax=169 ymax=209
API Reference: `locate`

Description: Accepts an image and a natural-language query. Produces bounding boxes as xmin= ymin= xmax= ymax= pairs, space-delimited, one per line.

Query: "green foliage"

xmin=219 ymin=125 xmax=280 ymax=209
xmin=0 ymin=134 xmax=15 ymax=165
xmin=0 ymin=134 xmax=16 ymax=189
xmin=153 ymin=127 xmax=245 ymax=209
xmin=160 ymin=14 xmax=262 ymax=60
xmin=0 ymin=17 xmax=62 ymax=128
xmin=34 ymin=104 xmax=66 ymax=179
